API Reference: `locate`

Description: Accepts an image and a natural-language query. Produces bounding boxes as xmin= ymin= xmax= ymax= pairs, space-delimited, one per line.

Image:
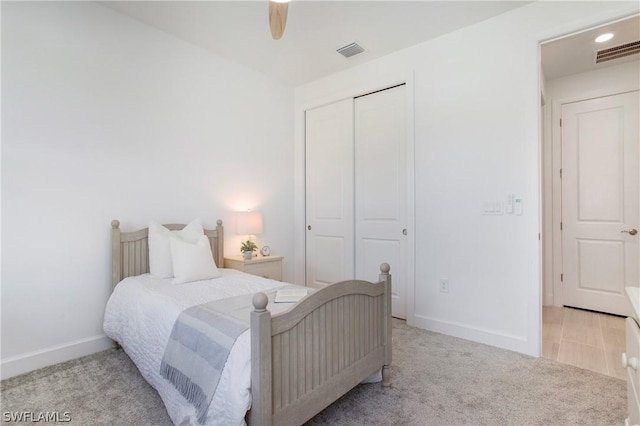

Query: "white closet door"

xmin=305 ymin=99 xmax=355 ymax=287
xmin=355 ymin=85 xmax=408 ymax=319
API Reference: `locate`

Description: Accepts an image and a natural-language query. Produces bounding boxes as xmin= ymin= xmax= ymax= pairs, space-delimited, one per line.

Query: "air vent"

xmin=596 ymin=40 xmax=640 ymax=63
xmin=337 ymin=42 xmax=365 ymax=58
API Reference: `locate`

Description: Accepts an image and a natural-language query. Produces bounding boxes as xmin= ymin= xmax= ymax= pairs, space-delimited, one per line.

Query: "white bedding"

xmin=103 ymin=269 xmax=286 ymax=426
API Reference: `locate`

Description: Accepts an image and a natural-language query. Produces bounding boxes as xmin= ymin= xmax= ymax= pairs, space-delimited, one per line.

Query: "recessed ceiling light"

xmin=595 ymin=33 xmax=614 ymax=43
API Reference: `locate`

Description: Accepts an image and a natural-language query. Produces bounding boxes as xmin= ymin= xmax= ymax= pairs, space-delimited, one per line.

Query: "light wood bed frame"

xmin=111 ymin=219 xmax=392 ymax=426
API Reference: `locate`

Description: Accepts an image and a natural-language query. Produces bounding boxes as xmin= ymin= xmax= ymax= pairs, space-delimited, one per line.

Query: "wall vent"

xmin=595 ymin=40 xmax=640 ymax=63
xmin=337 ymin=42 xmax=365 ymax=58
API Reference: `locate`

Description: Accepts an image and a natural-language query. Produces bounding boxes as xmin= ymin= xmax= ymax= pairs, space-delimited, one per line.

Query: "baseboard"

xmin=1 ymin=334 xmax=113 ymax=380
xmin=409 ymin=314 xmax=534 ymax=356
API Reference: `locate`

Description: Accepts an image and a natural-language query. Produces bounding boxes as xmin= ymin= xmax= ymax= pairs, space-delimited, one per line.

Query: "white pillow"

xmin=170 ymin=235 xmax=221 ymax=284
xmin=148 ymin=219 xmax=204 ymax=278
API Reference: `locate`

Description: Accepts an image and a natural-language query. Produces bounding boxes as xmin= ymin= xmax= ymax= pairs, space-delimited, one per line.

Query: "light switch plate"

xmin=506 ymin=194 xmax=514 ymax=214
xmin=482 ymin=202 xmax=504 ymax=215
xmin=514 ymin=197 xmax=523 ymax=215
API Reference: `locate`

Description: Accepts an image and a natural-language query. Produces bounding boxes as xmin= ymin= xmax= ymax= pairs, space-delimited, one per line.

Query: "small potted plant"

xmin=240 ymin=240 xmax=258 ymax=260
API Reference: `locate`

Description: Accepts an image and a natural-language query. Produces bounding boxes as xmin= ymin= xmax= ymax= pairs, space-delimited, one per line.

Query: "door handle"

xmin=402 ymin=229 xmax=407 ymax=236
xmin=621 ymin=229 xmax=638 ymax=236
xmin=307 ymin=225 xmax=312 ymax=231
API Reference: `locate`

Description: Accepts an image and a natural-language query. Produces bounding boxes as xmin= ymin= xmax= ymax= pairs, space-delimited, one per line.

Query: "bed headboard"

xmin=110 ymin=219 xmax=224 ymax=290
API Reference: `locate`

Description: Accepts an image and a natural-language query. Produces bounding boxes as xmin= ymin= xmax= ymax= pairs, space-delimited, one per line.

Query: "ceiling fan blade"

xmin=269 ymin=1 xmax=288 ymax=40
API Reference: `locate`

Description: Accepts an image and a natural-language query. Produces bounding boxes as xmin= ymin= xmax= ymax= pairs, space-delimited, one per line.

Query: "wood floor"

xmin=543 ymin=306 xmax=626 ymax=380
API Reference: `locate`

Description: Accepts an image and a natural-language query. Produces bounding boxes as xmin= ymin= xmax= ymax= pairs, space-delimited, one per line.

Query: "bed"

xmin=104 ymin=219 xmax=392 ymax=425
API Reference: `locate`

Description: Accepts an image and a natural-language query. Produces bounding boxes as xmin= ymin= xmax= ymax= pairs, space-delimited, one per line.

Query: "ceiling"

xmin=100 ymin=1 xmax=531 ymax=86
xmin=542 ymin=15 xmax=640 ymax=80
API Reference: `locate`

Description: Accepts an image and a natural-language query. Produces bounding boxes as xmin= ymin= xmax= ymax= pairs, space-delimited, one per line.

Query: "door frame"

xmin=538 ymin=11 xmax=639 ymax=357
xmin=293 ymin=71 xmax=416 ymax=324
xmin=539 ymin=13 xmax=640 ymax=308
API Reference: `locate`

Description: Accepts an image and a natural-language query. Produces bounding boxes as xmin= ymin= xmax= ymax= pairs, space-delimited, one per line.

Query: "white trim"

xmin=536 ymin=41 xmax=545 ymax=356
xmin=411 ymin=314 xmax=532 ymax=355
xmin=536 ymin=9 xmax=639 ymax=46
xmin=551 ymin=97 xmax=564 ymax=307
xmin=0 ymin=334 xmax=113 ymax=380
xmin=542 ymin=100 xmax=554 ymax=307
xmin=541 ymin=13 xmax=640 ymax=46
xmin=404 ymin=71 xmax=417 ymax=325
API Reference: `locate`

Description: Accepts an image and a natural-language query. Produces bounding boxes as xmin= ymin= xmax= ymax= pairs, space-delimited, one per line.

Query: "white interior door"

xmin=305 ymin=99 xmax=354 ymax=287
xmin=355 ymin=85 xmax=408 ymax=319
xmin=562 ymin=91 xmax=639 ymax=316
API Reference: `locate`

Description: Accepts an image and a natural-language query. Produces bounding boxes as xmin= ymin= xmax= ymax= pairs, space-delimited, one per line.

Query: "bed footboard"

xmin=250 ymin=263 xmax=392 ymax=426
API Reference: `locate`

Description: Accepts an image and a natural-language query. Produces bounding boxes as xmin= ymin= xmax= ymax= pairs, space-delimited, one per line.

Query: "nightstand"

xmin=224 ymin=255 xmax=283 ymax=281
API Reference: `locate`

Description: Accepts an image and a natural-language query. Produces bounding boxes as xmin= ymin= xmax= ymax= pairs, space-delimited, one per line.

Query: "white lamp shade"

xmin=236 ymin=211 xmax=263 ymax=235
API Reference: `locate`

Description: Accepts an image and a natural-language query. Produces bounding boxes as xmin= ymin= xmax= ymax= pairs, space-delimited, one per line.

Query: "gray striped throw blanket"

xmin=160 ymin=293 xmax=255 ymax=424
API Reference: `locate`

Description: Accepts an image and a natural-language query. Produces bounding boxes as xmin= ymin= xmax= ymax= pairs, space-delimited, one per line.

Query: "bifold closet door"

xmin=305 ymin=99 xmax=355 ymax=287
xmin=355 ymin=85 xmax=408 ymax=319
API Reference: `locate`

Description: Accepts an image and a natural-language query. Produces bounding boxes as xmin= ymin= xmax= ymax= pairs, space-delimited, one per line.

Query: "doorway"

xmin=540 ymin=16 xmax=639 ymax=364
xmin=541 ymin=17 xmax=640 ymax=314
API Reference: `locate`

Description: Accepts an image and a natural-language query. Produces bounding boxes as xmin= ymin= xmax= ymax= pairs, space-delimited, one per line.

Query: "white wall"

xmin=1 ymin=2 xmax=294 ymax=379
xmin=543 ymin=60 xmax=640 ymax=306
xmin=295 ymin=1 xmax=639 ymax=356
xmin=546 ymin=61 xmax=640 ymax=100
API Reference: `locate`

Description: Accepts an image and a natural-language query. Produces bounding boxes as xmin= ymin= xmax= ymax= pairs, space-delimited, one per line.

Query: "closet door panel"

xmin=305 ymin=99 xmax=355 ymax=287
xmin=312 ymin=236 xmax=349 ymax=285
xmin=355 ymin=86 xmax=408 ymax=318
xmin=359 ymin=238 xmax=400 ymax=289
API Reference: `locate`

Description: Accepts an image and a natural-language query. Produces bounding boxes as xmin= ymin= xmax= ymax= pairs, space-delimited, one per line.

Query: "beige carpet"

xmin=1 ymin=320 xmax=626 ymax=425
